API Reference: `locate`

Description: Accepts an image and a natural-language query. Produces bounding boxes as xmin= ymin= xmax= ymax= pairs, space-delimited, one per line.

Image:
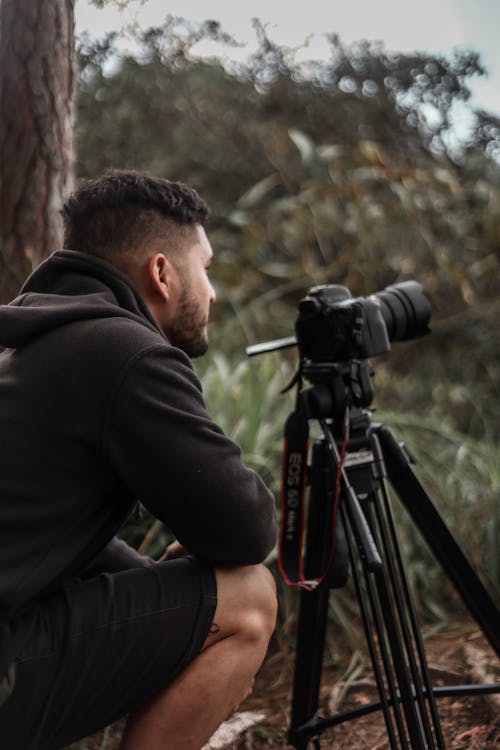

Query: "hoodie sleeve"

xmin=104 ymin=345 xmax=277 ymax=564
xmin=81 ymin=537 xmax=154 ymax=578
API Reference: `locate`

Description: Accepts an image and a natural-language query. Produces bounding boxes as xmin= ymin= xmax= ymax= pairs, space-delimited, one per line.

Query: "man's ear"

xmin=147 ymin=253 xmax=178 ymax=302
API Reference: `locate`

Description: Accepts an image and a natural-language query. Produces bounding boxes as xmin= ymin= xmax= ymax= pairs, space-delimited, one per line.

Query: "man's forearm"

xmin=81 ymin=537 xmax=154 ymax=578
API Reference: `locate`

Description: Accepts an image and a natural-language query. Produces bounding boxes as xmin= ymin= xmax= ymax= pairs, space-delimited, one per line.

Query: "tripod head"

xmin=298 ymin=359 xmax=374 ymax=421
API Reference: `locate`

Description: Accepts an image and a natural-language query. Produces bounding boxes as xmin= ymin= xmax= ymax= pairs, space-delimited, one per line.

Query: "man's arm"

xmin=104 ymin=345 xmax=277 ymax=565
xmin=81 ymin=536 xmax=154 ymax=578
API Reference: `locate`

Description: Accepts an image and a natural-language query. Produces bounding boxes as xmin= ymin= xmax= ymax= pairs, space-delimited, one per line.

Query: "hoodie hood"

xmin=0 ymin=250 xmax=163 ymax=349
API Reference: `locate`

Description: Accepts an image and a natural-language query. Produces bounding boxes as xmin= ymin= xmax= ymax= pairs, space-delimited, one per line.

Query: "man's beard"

xmin=166 ymin=290 xmax=209 ymax=359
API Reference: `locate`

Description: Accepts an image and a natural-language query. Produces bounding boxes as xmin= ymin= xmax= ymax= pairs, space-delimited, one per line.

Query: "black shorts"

xmin=0 ymin=556 xmax=217 ymax=750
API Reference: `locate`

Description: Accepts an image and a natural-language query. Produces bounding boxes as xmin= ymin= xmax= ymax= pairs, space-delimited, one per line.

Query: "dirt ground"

xmin=79 ymin=625 xmax=500 ymax=749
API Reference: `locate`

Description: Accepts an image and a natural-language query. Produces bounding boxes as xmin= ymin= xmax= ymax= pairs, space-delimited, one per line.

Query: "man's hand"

xmin=157 ymin=539 xmax=190 ymax=562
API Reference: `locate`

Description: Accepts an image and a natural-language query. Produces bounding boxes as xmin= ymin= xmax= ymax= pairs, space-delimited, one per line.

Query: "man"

xmin=0 ymin=170 xmax=277 ymax=749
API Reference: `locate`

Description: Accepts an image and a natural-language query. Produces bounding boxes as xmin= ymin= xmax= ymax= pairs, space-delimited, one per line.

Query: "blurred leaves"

xmin=75 ymin=19 xmax=500 ymax=428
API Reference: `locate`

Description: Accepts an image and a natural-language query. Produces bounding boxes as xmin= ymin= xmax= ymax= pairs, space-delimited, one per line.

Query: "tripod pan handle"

xmin=345 ymin=486 xmax=382 ymax=571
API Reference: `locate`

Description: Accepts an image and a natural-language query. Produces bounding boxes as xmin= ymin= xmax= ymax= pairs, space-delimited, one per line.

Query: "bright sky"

xmin=75 ymin=0 xmax=500 ymax=118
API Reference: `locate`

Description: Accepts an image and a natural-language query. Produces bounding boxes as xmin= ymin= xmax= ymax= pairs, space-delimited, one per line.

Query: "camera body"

xmin=295 ymin=281 xmax=431 ymax=363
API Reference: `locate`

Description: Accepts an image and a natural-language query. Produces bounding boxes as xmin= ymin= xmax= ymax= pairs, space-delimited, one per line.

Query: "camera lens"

xmin=375 ymin=281 xmax=431 ymax=342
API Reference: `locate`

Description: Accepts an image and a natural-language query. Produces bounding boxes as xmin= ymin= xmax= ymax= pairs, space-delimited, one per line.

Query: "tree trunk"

xmin=0 ymin=0 xmax=76 ymax=302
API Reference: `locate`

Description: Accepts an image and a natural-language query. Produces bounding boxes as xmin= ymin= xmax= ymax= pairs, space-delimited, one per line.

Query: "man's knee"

xmin=208 ymin=563 xmax=277 ymax=646
xmin=241 ymin=564 xmax=277 ymax=634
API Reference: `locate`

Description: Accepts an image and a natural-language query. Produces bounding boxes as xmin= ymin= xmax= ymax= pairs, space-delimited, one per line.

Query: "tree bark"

xmin=0 ymin=0 xmax=76 ymax=302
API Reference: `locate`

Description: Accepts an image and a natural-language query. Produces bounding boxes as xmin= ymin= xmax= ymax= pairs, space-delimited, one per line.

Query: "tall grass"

xmin=195 ymin=349 xmax=295 ymax=493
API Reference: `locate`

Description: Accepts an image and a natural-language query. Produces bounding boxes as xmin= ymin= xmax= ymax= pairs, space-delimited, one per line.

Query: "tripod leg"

xmin=320 ymin=426 xmax=433 ymax=748
xmin=344 ymin=482 xmax=438 ymax=748
xmin=341 ymin=429 xmax=447 ymax=749
xmin=370 ymin=432 xmax=446 ymax=748
xmin=289 ymin=584 xmax=330 ymax=749
xmin=364 ymin=487 xmax=444 ymax=746
xmin=342 ymin=502 xmax=410 ymax=750
xmin=288 ymin=440 xmax=345 ymax=749
xmin=377 ymin=424 xmax=500 ymax=658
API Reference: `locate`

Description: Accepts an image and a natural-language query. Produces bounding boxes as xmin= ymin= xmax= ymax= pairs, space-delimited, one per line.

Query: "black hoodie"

xmin=0 ymin=250 xmax=276 ymax=651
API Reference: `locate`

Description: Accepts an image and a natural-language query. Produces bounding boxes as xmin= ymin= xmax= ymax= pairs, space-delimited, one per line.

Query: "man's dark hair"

xmin=61 ymin=170 xmax=209 ymax=278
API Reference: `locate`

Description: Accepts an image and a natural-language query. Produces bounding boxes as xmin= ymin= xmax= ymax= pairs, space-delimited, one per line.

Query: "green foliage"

xmin=76 ymin=18 xmax=495 ymax=190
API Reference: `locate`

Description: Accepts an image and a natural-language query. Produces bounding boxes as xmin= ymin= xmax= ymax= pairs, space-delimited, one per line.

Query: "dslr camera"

xmin=295 ymin=281 xmax=431 ymax=363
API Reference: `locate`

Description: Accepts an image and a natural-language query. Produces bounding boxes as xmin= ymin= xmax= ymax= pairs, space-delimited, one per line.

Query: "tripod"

xmin=285 ymin=363 xmax=500 ymax=750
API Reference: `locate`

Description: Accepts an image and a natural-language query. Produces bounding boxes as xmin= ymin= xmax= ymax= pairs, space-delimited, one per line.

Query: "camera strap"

xmin=279 ymin=407 xmax=349 ymax=591
xmin=279 ymin=409 xmax=313 ymax=588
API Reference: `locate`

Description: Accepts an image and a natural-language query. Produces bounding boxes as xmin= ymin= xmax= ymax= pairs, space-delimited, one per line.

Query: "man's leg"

xmin=120 ymin=563 xmax=277 ymax=750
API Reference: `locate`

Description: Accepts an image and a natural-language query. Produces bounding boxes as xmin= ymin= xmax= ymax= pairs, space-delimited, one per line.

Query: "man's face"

xmin=165 ymin=226 xmax=216 ymax=358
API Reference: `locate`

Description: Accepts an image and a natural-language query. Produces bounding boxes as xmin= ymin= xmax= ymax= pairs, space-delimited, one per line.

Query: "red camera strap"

xmin=278 ymin=409 xmax=348 ymax=591
xmin=278 ymin=410 xmax=311 ymax=588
